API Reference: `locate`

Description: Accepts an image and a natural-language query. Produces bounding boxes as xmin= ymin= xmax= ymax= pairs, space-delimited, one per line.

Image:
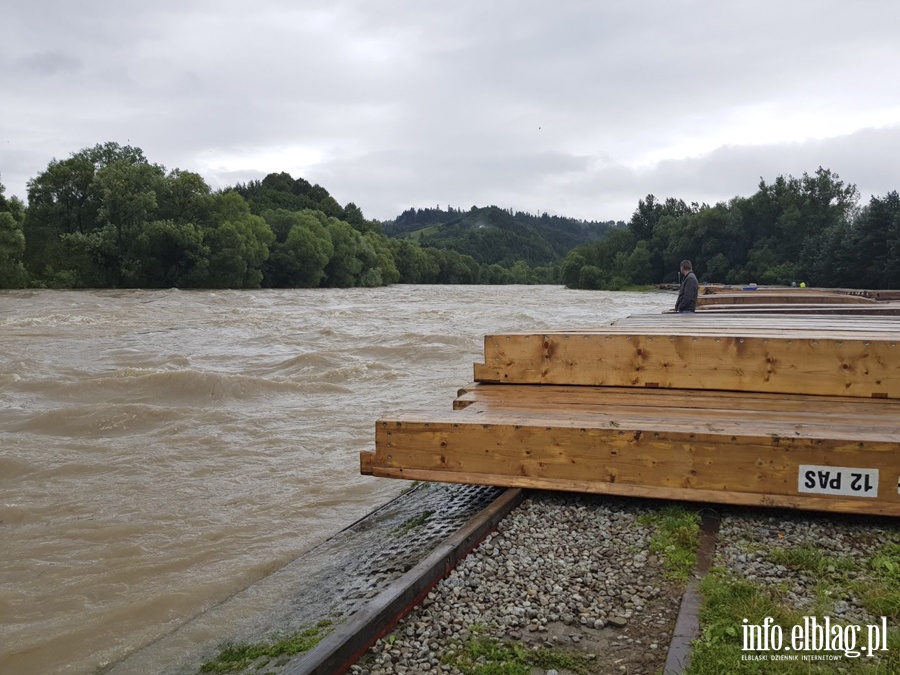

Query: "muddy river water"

xmin=0 ymin=285 xmax=673 ymax=674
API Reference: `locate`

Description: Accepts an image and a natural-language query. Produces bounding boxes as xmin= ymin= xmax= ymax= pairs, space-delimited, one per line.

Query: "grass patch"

xmin=769 ymin=543 xmax=856 ymax=577
xmin=393 ymin=510 xmax=434 ymax=536
xmin=687 ymin=569 xmax=900 ymax=674
xmin=637 ymin=505 xmax=701 ymax=581
xmin=762 ymin=540 xmax=900 ymax=622
xmin=199 ymin=620 xmax=332 ymax=673
xmin=443 ymin=636 xmax=593 ymax=675
xmin=689 ymin=568 xmax=801 ymax=674
xmin=403 ymin=225 xmax=440 ymax=243
xmin=853 ymin=544 xmax=900 ymax=621
xmin=399 ymin=480 xmax=423 ymax=495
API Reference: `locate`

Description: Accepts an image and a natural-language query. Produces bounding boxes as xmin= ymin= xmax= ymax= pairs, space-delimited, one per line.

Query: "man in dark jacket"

xmin=675 ymin=260 xmax=698 ymax=312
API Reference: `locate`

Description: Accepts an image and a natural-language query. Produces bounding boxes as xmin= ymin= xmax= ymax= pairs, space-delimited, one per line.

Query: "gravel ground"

xmin=713 ymin=507 xmax=900 ymax=625
xmin=352 ymin=492 xmax=687 ymax=675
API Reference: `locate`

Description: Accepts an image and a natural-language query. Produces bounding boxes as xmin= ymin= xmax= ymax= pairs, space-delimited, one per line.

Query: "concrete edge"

xmin=284 ymin=487 xmax=526 ymax=675
xmin=663 ymin=507 xmax=722 ymax=674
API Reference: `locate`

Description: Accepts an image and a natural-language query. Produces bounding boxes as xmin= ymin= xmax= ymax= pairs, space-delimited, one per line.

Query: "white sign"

xmin=798 ymin=465 xmax=879 ymax=498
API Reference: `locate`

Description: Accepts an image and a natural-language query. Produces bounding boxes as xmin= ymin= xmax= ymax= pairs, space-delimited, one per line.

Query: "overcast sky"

xmin=2 ymin=0 xmax=898 ymax=222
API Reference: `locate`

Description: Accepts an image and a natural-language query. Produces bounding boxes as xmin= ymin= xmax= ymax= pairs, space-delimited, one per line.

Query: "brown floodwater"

xmin=0 ymin=285 xmax=673 ymax=674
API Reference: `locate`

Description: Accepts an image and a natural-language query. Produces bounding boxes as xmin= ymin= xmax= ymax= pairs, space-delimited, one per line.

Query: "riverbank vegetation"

xmin=198 ymin=620 xmax=332 ymax=673
xmin=563 ymin=168 xmax=900 ymax=291
xmin=1 ymin=143 xmax=897 ymax=289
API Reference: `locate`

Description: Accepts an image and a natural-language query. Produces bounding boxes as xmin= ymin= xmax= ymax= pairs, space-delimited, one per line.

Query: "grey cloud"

xmin=1 ymin=1 xmax=899 ymax=225
xmin=17 ymin=50 xmax=83 ymax=76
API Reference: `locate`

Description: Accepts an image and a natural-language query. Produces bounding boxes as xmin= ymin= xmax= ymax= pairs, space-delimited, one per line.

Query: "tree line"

xmin=562 ymin=168 xmax=900 ymax=290
xmin=1 ymin=143 xmax=898 ymax=290
xmin=0 ymin=142 xmax=598 ymax=289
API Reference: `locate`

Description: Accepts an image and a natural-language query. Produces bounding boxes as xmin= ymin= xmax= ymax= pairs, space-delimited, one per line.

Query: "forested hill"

xmin=383 ymin=206 xmax=622 ymax=266
xmin=232 ymin=172 xmax=375 ymax=232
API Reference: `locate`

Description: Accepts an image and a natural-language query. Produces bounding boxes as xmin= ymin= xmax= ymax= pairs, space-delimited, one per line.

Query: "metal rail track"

xmin=284 ymin=488 xmax=525 ymax=675
xmin=282 ymin=490 xmax=724 ymax=675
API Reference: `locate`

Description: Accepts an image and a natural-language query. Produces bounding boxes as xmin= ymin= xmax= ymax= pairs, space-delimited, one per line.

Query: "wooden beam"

xmin=453 ymin=384 xmax=900 ymax=417
xmin=475 ymin=332 xmax=900 ymax=398
xmin=698 ymin=293 xmax=875 ymax=306
xmin=696 ymin=305 xmax=900 ymax=316
xmin=360 ymin=448 xmax=375 ymax=475
xmin=611 ymin=314 xmax=900 ymax=333
xmin=365 ymin=405 xmax=900 ymax=516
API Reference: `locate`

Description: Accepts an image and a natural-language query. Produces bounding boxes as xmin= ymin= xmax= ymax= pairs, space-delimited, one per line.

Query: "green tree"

xmin=427 ymin=248 xmax=480 ymax=284
xmin=0 ymin=178 xmax=28 ymax=288
xmin=343 ymin=202 xmax=383 ymax=234
xmin=389 ymin=239 xmax=439 ymax=283
xmin=563 ymin=227 xmax=637 ymax=289
xmin=364 ymin=231 xmax=400 ymax=285
xmin=0 ymin=211 xmax=28 ymax=288
xmin=56 ymin=225 xmax=121 ymax=287
xmin=232 ymin=172 xmax=347 ymax=219
xmin=23 ymin=142 xmax=165 ymax=286
xmin=324 ymin=218 xmax=364 ymax=287
xmin=507 ymin=260 xmax=529 ymax=283
xmin=157 ymin=169 xmax=213 ymax=225
xmin=628 ymin=194 xmax=660 ymax=241
xmin=263 ymin=210 xmax=333 ymax=287
xmin=92 ymin=159 xmax=166 ymax=284
xmin=527 ymin=264 xmax=559 ymax=284
xmin=129 ymin=220 xmax=210 ymax=287
xmin=850 ymin=191 xmax=900 ymax=289
xmin=744 ymin=168 xmax=858 ymax=283
xmin=578 ymin=265 xmax=605 ymax=289
xmin=704 ymin=253 xmax=730 ymax=283
xmin=481 ymin=263 xmax=515 ymax=284
xmin=560 ymin=252 xmax=586 ymax=288
xmin=623 ymin=240 xmax=653 ymax=285
xmin=628 ymin=195 xmax=693 ymax=243
xmin=205 ymin=192 xmax=275 ymax=288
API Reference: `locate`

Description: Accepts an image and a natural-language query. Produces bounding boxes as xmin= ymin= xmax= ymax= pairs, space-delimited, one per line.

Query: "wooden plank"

xmin=448 ymin=402 xmax=900 ymax=439
xmin=697 ymin=286 xmax=841 ymax=295
xmin=360 ymin=448 xmax=375 ymax=474
xmin=577 ymin=324 xmax=900 ymax=338
xmin=475 ymin=332 xmax=900 ymax=398
xmin=453 ymin=384 xmax=900 ymax=417
xmin=695 ymin=286 xmax=898 ymax=300
xmin=611 ymin=314 xmax=900 ymax=332
xmin=698 ymin=293 xmax=875 ymax=306
xmin=696 ymin=305 xmax=900 ymax=316
xmin=366 ymin=410 xmax=900 ymax=516
xmin=389 ymin=404 xmax=900 ymax=443
xmin=544 ymin=324 xmax=900 ymax=339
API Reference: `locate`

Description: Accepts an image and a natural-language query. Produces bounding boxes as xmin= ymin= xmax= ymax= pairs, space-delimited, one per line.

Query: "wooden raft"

xmin=360 ymin=313 xmax=900 ymax=516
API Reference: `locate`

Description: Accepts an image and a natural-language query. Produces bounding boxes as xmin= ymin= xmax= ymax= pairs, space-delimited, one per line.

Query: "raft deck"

xmin=361 ymin=301 xmax=900 ymax=517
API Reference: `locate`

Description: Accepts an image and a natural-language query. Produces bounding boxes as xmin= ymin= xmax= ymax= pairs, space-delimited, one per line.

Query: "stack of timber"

xmin=361 ymin=301 xmax=900 ymax=517
xmin=695 ymin=285 xmax=900 ymax=315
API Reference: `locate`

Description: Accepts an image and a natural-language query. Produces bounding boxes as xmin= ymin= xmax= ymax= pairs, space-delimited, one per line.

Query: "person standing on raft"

xmin=675 ymin=259 xmax=698 ymax=313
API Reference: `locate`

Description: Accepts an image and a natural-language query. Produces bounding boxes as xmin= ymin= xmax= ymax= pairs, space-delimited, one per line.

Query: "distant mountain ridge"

xmin=382 ymin=205 xmax=622 ymax=266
